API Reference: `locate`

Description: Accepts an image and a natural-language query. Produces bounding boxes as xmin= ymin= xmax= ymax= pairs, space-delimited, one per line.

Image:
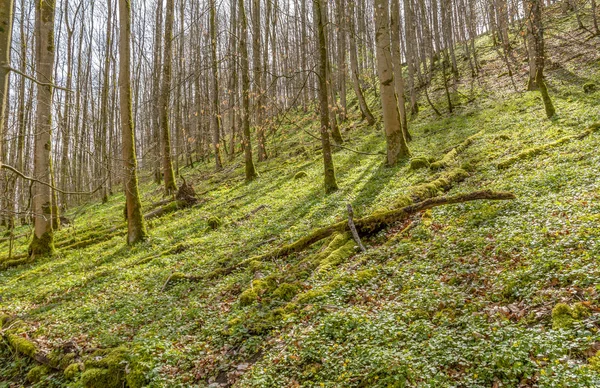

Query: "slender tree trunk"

xmin=100 ymin=0 xmax=113 ymax=203
xmin=390 ymin=0 xmax=411 ymax=141
xmin=0 ymin=0 xmax=12 ymax=147
xmin=348 ymin=0 xmax=375 ymax=125
xmin=314 ymin=0 xmax=338 ymax=194
xmin=336 ymin=0 xmax=347 ymax=122
xmin=209 ymin=0 xmax=223 ymax=170
xmin=29 ymin=0 xmax=56 ymax=256
xmin=239 ymin=0 xmax=259 ymax=182
xmin=528 ymin=0 xmax=555 ymax=118
xmin=119 ymin=0 xmax=148 ymax=244
xmin=252 ymin=0 xmax=268 ymax=161
xmin=152 ymin=0 xmax=164 ymax=184
xmin=160 ymin=0 xmax=177 ymax=193
xmin=374 ymin=0 xmax=410 ymax=165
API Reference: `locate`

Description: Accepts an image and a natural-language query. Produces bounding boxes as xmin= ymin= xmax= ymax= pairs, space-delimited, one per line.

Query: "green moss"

xmin=0 ymin=314 xmax=10 ymax=329
xmin=207 ymin=216 xmax=222 ymax=230
xmin=572 ymin=302 xmax=591 ymax=319
xmin=409 ymin=157 xmax=430 ymax=170
xmin=353 ymin=269 xmax=377 ymax=284
xmin=239 ymin=289 xmax=259 ymax=306
xmin=294 ymin=171 xmax=309 ymax=179
xmin=81 ymin=347 xmax=128 ymax=388
xmin=6 ymin=333 xmax=37 ymax=357
xmin=551 ymin=303 xmax=575 ymax=330
xmin=126 ymin=358 xmax=150 ymax=388
xmin=81 ymin=368 xmax=122 ymax=388
xmin=26 ymin=365 xmax=51 ymax=383
xmin=318 ymin=239 xmax=357 ymax=271
xmin=248 ymin=260 xmax=263 ymax=272
xmin=64 ymin=363 xmax=82 ymax=380
xmin=28 ymin=231 xmax=56 ymax=257
xmin=272 ymin=283 xmax=301 ymax=301
xmin=296 ymin=289 xmax=325 ymax=305
xmin=589 ymin=351 xmax=600 ymax=372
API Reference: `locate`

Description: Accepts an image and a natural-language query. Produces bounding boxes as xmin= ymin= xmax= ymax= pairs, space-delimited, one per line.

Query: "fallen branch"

xmin=210 ymin=190 xmax=515 ymax=278
xmin=0 ymin=233 xmax=27 ymax=243
xmin=347 ymin=204 xmax=366 ymax=253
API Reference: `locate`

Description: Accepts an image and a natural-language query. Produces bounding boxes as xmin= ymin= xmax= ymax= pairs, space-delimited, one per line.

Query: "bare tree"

xmin=29 ymin=0 xmax=57 ymax=256
xmin=119 ymin=0 xmax=148 ymax=244
xmin=374 ymin=0 xmax=410 ymax=165
xmin=314 ymin=0 xmax=338 ymax=193
xmin=160 ymin=0 xmax=178 ymax=193
xmin=239 ymin=0 xmax=259 ymax=182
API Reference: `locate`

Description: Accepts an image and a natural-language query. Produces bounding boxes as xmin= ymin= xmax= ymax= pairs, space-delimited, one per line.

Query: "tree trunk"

xmin=0 ymin=0 xmax=13 ymax=158
xmin=29 ymin=0 xmax=56 ymax=256
xmin=374 ymin=0 xmax=410 ymax=165
xmin=529 ymin=0 xmax=555 ymax=118
xmin=252 ymin=0 xmax=268 ymax=161
xmin=210 ymin=0 xmax=223 ymax=171
xmin=390 ymin=0 xmax=411 ymax=141
xmin=239 ymin=0 xmax=259 ymax=182
xmin=160 ymin=0 xmax=177 ymax=193
xmin=118 ymin=0 xmax=148 ymax=244
xmin=348 ymin=0 xmax=375 ymax=125
xmin=314 ymin=0 xmax=338 ymax=194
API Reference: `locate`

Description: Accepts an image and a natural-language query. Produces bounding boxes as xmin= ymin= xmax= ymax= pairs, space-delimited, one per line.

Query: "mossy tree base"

xmin=28 ymin=231 xmax=55 ymax=257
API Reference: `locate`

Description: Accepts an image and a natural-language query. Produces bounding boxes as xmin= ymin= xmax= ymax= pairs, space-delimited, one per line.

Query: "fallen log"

xmin=209 ymin=190 xmax=515 ymax=278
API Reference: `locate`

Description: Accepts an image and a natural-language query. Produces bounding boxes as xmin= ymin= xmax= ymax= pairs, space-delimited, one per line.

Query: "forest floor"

xmin=1 ymin=9 xmax=600 ymax=388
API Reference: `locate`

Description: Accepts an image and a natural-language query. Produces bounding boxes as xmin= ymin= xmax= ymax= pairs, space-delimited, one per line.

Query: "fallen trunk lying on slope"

xmin=209 ymin=190 xmax=515 ymax=278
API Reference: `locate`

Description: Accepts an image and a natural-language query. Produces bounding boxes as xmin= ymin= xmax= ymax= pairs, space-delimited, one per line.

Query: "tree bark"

xmin=0 ymin=0 xmax=14 ymax=162
xmin=528 ymin=0 xmax=555 ymax=118
xmin=29 ymin=0 xmax=56 ymax=256
xmin=374 ymin=0 xmax=410 ymax=165
xmin=314 ymin=0 xmax=339 ymax=194
xmin=348 ymin=0 xmax=375 ymax=125
xmin=239 ymin=0 xmax=259 ymax=182
xmin=118 ymin=0 xmax=148 ymax=244
xmin=160 ymin=0 xmax=177 ymax=193
xmin=252 ymin=0 xmax=268 ymax=161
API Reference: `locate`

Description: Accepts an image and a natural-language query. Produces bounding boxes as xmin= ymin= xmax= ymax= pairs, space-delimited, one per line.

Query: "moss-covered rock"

xmin=64 ymin=363 xmax=82 ymax=380
xmin=272 ymin=283 xmax=301 ymax=301
xmin=207 ymin=216 xmax=222 ymax=230
xmin=410 ymin=157 xmax=430 ymax=170
xmin=294 ymin=171 xmax=309 ymax=179
xmin=81 ymin=368 xmax=122 ymax=388
xmin=551 ymin=302 xmax=589 ymax=330
xmin=81 ymin=347 xmax=128 ymax=388
xmin=26 ymin=365 xmax=51 ymax=383
xmin=239 ymin=288 xmax=259 ymax=306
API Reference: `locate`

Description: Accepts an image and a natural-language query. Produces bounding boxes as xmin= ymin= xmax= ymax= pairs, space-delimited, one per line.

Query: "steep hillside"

xmin=1 ymin=10 xmax=600 ymax=388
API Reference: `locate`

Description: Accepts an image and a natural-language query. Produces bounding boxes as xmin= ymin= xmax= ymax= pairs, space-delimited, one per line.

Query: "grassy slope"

xmin=1 ymin=8 xmax=600 ymax=388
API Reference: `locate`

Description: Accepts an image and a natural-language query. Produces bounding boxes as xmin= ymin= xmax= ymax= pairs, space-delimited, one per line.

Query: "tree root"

xmin=209 ymin=190 xmax=515 ymax=279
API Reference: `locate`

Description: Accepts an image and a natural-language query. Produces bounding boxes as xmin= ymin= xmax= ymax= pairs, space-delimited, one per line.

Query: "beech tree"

xmin=528 ymin=0 xmax=555 ymax=118
xmin=29 ymin=0 xmax=57 ymax=256
xmin=374 ymin=0 xmax=410 ymax=165
xmin=239 ymin=0 xmax=259 ymax=182
xmin=314 ymin=0 xmax=338 ymax=194
xmin=160 ymin=0 xmax=178 ymax=193
xmin=119 ymin=0 xmax=148 ymax=244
